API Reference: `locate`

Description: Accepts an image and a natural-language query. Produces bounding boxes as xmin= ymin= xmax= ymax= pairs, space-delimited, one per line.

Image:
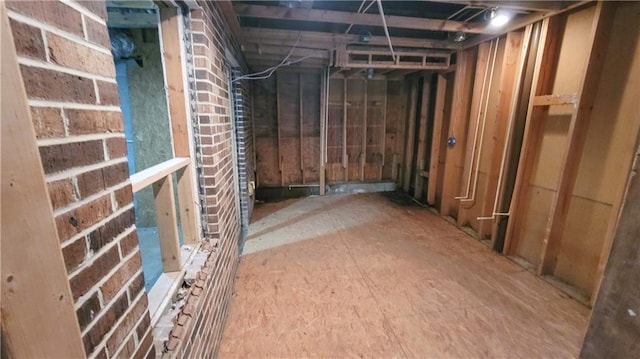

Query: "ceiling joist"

xmin=233 ymin=3 xmax=489 ymax=34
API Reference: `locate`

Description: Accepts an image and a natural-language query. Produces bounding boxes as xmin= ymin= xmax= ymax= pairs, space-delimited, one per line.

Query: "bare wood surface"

xmin=153 ymin=175 xmax=182 ymax=272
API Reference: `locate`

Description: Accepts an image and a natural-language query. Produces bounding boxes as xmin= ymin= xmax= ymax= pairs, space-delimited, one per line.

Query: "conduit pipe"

xmin=478 ymin=25 xmax=533 ymax=221
xmin=376 ymin=0 xmax=396 ymax=61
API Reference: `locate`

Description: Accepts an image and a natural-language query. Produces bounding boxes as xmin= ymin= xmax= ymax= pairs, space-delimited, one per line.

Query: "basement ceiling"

xmin=231 ymin=0 xmax=582 ymax=76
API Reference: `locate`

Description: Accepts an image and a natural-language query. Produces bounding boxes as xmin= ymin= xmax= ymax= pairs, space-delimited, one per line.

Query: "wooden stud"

xmin=380 ymin=80 xmax=388 ymax=181
xmin=0 ymin=4 xmax=86 ymax=356
xmin=414 ymin=77 xmax=431 ymax=200
xmin=361 ymin=79 xmax=368 ymax=182
xmin=130 ymin=157 xmax=190 ymax=193
xmin=428 ymin=74 xmax=447 ymax=205
xmin=153 ymin=175 xmax=182 ymax=272
xmin=320 ymin=69 xmax=326 ymax=195
xmin=176 ymin=164 xmax=198 ymax=244
xmin=532 ymin=93 xmax=578 ymax=106
xmin=299 ymin=72 xmax=305 ymax=183
xmin=440 ymin=48 xmax=477 ymax=216
xmin=343 ymin=78 xmax=348 ymax=182
xmin=503 ymin=16 xmax=565 ymax=255
xmin=402 ymin=79 xmax=418 ymax=192
xmin=538 ymin=2 xmax=617 ymax=276
xmin=276 ymin=72 xmax=284 ymax=186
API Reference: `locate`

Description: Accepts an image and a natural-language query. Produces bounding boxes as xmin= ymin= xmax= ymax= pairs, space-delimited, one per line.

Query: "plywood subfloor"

xmin=220 ymin=193 xmax=589 ymax=358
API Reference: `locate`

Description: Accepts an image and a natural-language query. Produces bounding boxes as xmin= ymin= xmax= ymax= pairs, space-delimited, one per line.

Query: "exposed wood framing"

xmin=402 ymin=79 xmax=419 ymax=192
xmin=532 ymin=93 xmax=578 ymax=106
xmin=153 ymin=175 xmax=182 ymax=272
xmin=414 ymin=77 xmax=431 ymax=200
xmin=130 ymin=157 xmax=190 ymax=192
xmin=276 ymin=73 xmax=284 ymax=186
xmin=241 ymin=28 xmax=461 ymax=51
xmin=361 ymin=79 xmax=368 ymax=182
xmin=428 ymin=74 xmax=447 ymax=205
xmin=343 ymin=78 xmax=349 ymax=181
xmin=440 ymin=48 xmax=477 ymax=216
xmin=299 ymin=72 xmax=305 ymax=183
xmin=538 ymin=2 xmax=616 ymax=276
xmin=233 ymin=3 xmax=488 ymax=34
xmin=1 ymin=4 xmax=86 ymax=355
xmin=320 ymin=68 xmax=326 ymax=195
xmin=503 ymin=16 xmax=564 ymax=255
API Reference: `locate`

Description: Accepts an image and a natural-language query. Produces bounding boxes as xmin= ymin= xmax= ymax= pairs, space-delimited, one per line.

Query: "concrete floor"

xmin=219 ymin=192 xmax=589 ymax=358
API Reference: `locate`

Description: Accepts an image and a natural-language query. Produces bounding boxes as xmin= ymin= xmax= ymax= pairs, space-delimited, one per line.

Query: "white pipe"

xmin=477 ymin=25 xmax=533 ymax=221
xmin=346 ymin=0 xmax=376 ymax=34
xmin=376 ymin=0 xmax=396 ymax=61
xmin=455 ymin=39 xmax=494 ymax=200
xmin=461 ymin=37 xmax=500 ymax=203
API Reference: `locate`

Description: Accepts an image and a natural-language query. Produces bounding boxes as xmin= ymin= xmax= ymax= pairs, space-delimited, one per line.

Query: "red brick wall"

xmin=7 ymin=1 xmax=153 ymax=358
xmin=163 ymin=2 xmax=248 ymax=356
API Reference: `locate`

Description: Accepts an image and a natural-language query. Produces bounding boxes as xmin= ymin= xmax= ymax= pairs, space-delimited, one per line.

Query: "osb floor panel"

xmin=219 ymin=193 xmax=589 ymax=358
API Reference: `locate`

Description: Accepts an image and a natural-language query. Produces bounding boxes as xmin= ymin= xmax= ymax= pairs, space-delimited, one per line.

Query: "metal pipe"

xmin=455 ymin=39 xmax=494 ymax=200
xmin=346 ymin=0 xmax=376 ymax=34
xmin=376 ymin=0 xmax=396 ymax=61
xmin=461 ymin=37 xmax=500 ymax=203
xmin=477 ymin=25 xmax=533 ymax=221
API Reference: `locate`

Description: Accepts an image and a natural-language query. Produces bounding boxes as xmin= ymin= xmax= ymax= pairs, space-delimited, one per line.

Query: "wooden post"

xmin=299 ymin=72 xmax=305 ymax=183
xmin=153 ymin=175 xmax=182 ymax=272
xmin=276 ymin=72 xmax=284 ymax=186
xmin=402 ymin=79 xmax=418 ymax=192
xmin=428 ymin=74 xmax=447 ymax=205
xmin=440 ymin=48 xmax=477 ymax=217
xmin=159 ymin=7 xmax=200 ymax=245
xmin=380 ymin=80 xmax=388 ymax=181
xmin=538 ymin=2 xmax=616 ymax=275
xmin=503 ymin=16 xmax=565 ymax=255
xmin=320 ymin=69 xmax=326 ymax=195
xmin=477 ymin=30 xmax=526 ymax=239
xmin=414 ymin=76 xmax=431 ymax=200
xmin=361 ymin=79 xmax=368 ymax=182
xmin=1 ymin=3 xmax=86 ymax=355
xmin=343 ymin=78 xmax=348 ymax=182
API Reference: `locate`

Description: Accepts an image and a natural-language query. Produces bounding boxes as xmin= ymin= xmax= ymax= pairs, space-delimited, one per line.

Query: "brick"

xmin=70 ymin=245 xmax=119 ymax=301
xmin=88 ymin=207 xmax=135 ymax=252
xmin=39 ymin=139 xmax=104 ymax=174
xmin=119 ymin=229 xmax=139 ymax=257
xmin=105 ymin=294 xmax=147 ymax=355
xmin=48 ymin=178 xmax=76 ymax=210
xmin=103 ymin=162 xmax=129 ymax=187
xmin=133 ymin=329 xmax=154 ymax=359
xmin=128 ymin=271 xmax=145 ymax=300
xmin=135 ymin=312 xmax=151 ymax=343
xmin=30 ymin=107 xmax=65 ymax=139
xmin=55 ymin=195 xmax=112 ymax=241
xmin=85 ymin=17 xmax=110 ymax=48
xmin=21 ymin=65 xmax=96 ymax=103
xmin=77 ymin=1 xmax=108 ymax=19
xmin=76 ymin=167 xmax=106 ymax=199
xmin=106 ymin=137 xmax=127 ymax=159
xmin=96 ymin=81 xmax=120 ymax=106
xmin=100 ymin=252 xmax=141 ymax=302
xmin=47 ymin=33 xmax=115 ymax=77
xmin=9 ymin=18 xmax=45 ymax=60
xmin=65 ymin=109 xmax=123 ymax=135
xmin=62 ymin=237 xmax=87 ymax=273
xmin=76 ymin=291 xmax=101 ymax=331
xmin=114 ymin=184 xmax=133 ymax=209
xmin=82 ymin=291 xmax=129 ymax=355
xmin=6 ymin=1 xmax=83 ymax=37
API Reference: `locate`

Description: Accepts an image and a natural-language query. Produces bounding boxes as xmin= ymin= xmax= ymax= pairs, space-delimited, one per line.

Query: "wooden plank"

xmin=241 ymin=28 xmax=461 ymax=50
xmin=0 ymin=4 xmax=86 ymax=356
xmin=361 ymin=79 xmax=368 ymax=182
xmin=299 ymin=72 xmax=305 ymax=183
xmin=580 ymin=144 xmax=640 ymax=358
xmin=538 ymin=2 xmax=617 ymax=276
xmin=153 ymin=175 xmax=182 ymax=272
xmin=130 ymin=157 xmax=190 ymax=192
xmin=532 ymin=93 xmax=578 ymax=106
xmin=176 ymin=164 xmax=198 ymax=244
xmin=428 ymin=74 xmax=447 ymax=205
xmin=439 ymin=48 xmax=477 ymax=217
xmin=402 ymin=79 xmax=419 ymax=192
xmin=380 ymin=80 xmax=388 ymax=180
xmin=276 ymin=72 xmax=284 ymax=186
xmin=343 ymin=78 xmax=348 ymax=181
xmin=414 ymin=77 xmax=431 ymax=200
xmin=233 ymin=3 xmax=487 ymax=34
xmin=320 ymin=68 xmax=326 ymax=195
xmin=503 ymin=16 xmax=565 ymax=255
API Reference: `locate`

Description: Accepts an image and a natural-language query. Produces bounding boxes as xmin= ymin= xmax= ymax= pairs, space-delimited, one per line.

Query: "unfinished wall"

xmin=7 ymin=0 xmax=153 ymax=357
xmin=162 ymin=1 xmax=251 ymax=356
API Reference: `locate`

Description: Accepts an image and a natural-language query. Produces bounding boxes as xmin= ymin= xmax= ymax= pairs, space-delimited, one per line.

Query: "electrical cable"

xmin=376 ymin=0 xmax=396 ymax=62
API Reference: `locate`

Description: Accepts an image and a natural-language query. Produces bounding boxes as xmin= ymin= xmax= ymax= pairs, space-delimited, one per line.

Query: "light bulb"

xmin=490 ymin=14 xmax=510 ymax=27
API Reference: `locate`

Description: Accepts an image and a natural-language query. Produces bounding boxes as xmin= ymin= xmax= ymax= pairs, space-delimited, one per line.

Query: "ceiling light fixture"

xmin=487 ymin=8 xmax=511 ymax=28
xmin=451 ymin=31 xmax=467 ymax=42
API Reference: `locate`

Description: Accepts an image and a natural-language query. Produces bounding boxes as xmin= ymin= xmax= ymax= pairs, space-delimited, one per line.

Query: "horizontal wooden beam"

xmin=130 ymin=157 xmax=190 ymax=192
xmin=241 ymin=27 xmax=461 ymax=50
xmin=532 ymin=93 xmax=577 ymax=106
xmin=241 ymin=43 xmax=330 ymax=59
xmin=233 ymin=3 xmax=488 ymax=34
xmin=440 ymin=0 xmax=566 ymax=12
